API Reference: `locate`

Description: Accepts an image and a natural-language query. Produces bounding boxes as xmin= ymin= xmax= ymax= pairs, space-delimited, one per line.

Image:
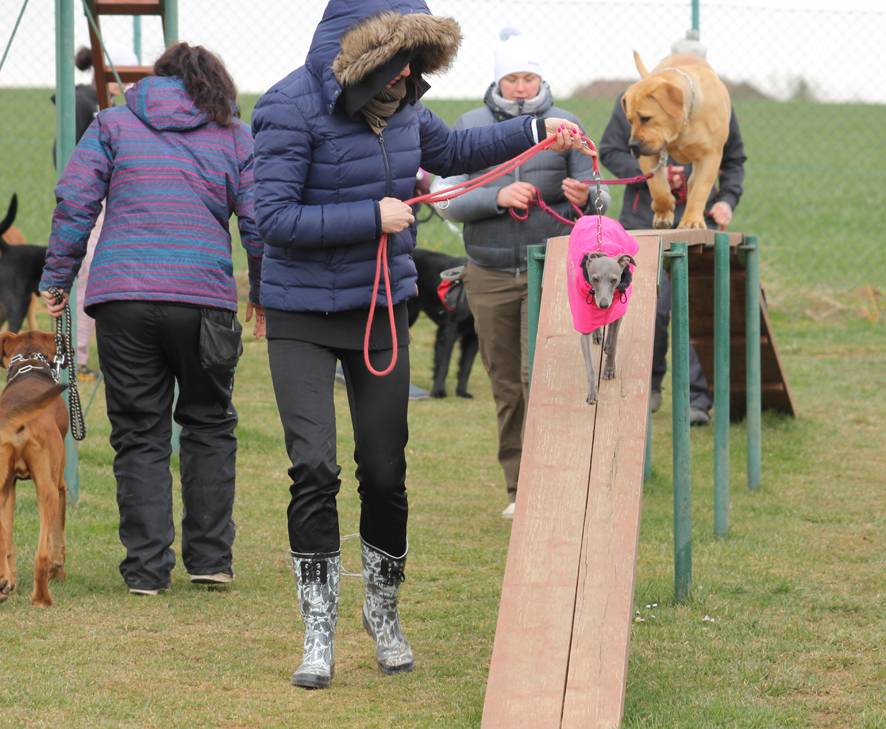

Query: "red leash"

xmin=365 ymin=133 xmax=587 ymax=375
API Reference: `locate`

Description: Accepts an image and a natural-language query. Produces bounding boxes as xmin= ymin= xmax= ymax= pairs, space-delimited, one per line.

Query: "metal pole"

xmin=644 ymin=406 xmax=652 ymax=482
xmin=667 ymin=242 xmax=691 ymax=603
xmin=743 ymin=236 xmax=762 ymax=490
xmin=713 ymin=232 xmax=730 ymax=537
xmin=163 ymin=0 xmax=178 ymax=46
xmin=527 ymin=245 xmax=545 ymax=389
xmin=692 ymin=0 xmax=700 ymax=33
xmin=56 ymin=0 xmax=79 ymax=503
xmin=133 ymin=16 xmax=142 ymax=63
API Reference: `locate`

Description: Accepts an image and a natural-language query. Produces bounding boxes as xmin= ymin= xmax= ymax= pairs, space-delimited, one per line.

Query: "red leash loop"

xmin=364 ymin=134 xmax=599 ymax=376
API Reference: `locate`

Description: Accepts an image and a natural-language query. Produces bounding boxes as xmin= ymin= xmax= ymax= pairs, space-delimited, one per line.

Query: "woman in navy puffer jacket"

xmin=251 ymin=0 xmax=584 ymax=689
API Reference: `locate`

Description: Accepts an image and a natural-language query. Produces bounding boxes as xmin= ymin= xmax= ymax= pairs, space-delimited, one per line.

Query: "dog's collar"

xmin=658 ymin=67 xmax=696 ymax=126
xmin=6 ymin=353 xmax=59 ymax=385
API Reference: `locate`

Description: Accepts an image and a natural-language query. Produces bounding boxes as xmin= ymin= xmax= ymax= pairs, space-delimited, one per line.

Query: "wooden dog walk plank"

xmin=482 ymin=235 xmax=657 ymax=729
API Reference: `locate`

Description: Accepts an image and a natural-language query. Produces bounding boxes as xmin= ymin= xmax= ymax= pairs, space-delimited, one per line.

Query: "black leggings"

xmin=268 ymin=339 xmax=410 ymax=556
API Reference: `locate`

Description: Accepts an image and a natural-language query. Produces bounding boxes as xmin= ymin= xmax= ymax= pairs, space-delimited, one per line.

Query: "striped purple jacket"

xmin=40 ymin=75 xmax=262 ymax=313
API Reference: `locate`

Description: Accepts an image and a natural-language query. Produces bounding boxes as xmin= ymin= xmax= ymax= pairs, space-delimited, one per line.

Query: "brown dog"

xmin=0 ymin=331 xmax=69 ymax=607
xmin=621 ymin=52 xmax=731 ymax=229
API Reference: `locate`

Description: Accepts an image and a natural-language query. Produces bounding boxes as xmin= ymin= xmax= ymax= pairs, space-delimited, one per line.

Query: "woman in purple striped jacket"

xmin=40 ymin=43 xmax=264 ymax=597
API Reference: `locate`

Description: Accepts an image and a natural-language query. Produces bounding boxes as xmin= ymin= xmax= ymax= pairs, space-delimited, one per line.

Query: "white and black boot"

xmin=361 ymin=538 xmax=415 ymax=675
xmin=290 ymin=550 xmax=340 ymax=689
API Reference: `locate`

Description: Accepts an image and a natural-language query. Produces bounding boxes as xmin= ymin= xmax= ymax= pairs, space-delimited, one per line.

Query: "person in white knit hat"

xmin=433 ymin=27 xmax=610 ymax=519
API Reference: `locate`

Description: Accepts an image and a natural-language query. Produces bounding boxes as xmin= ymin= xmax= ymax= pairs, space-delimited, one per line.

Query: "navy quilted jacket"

xmin=251 ymin=0 xmax=540 ymax=312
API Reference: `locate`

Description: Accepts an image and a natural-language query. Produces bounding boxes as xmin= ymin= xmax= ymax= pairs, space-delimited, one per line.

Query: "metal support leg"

xmin=57 ymin=0 xmax=78 ymax=503
xmin=713 ymin=232 xmax=730 ymax=537
xmin=666 ymin=242 xmax=691 ymax=603
xmin=527 ymin=244 xmax=545 ymax=389
xmin=742 ymin=236 xmax=762 ymax=490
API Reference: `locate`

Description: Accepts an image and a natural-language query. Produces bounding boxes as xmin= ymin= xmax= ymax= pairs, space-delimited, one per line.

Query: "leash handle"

xmin=46 ymin=286 xmax=86 ymax=441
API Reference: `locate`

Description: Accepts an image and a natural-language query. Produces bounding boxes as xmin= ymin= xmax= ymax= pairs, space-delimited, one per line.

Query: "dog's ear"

xmin=0 ymin=332 xmax=17 ymax=367
xmin=617 ymin=254 xmax=637 ymax=269
xmin=633 ymin=50 xmax=650 ymax=79
xmin=650 ymin=79 xmax=685 ymax=120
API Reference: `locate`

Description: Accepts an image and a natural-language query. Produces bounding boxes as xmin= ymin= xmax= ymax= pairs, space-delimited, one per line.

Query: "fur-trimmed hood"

xmin=307 ymin=0 xmax=460 ymax=93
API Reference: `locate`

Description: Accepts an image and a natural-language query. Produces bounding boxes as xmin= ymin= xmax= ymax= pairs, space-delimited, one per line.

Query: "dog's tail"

xmin=0 ymin=382 xmax=67 ymax=440
xmin=0 ymin=193 xmax=17 ymax=249
xmin=633 ymin=50 xmax=650 ymax=79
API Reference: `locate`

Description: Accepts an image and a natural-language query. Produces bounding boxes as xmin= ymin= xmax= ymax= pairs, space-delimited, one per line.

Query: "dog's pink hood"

xmin=567 ymin=216 xmax=640 ymax=334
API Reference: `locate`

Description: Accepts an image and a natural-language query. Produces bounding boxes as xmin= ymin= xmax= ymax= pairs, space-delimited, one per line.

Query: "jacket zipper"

xmin=378 ymin=132 xmax=392 ymax=197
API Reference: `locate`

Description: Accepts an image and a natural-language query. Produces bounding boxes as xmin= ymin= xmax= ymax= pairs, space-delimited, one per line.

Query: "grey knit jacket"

xmin=432 ymin=82 xmax=610 ymax=273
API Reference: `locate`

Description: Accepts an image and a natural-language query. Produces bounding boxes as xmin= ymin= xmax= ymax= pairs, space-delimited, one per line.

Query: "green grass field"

xmin=1 ymin=87 xmax=885 ymax=727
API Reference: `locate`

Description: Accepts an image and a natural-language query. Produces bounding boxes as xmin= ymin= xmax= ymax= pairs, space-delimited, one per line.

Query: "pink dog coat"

xmin=567 ymin=216 xmax=640 ymax=334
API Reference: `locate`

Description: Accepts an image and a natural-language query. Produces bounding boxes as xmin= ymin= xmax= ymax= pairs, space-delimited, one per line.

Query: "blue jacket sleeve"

xmin=231 ymin=123 xmax=263 ymax=304
xmin=251 ymin=94 xmax=380 ymax=249
xmin=40 ymin=117 xmax=111 ymax=292
xmin=417 ymin=104 xmax=537 ymax=180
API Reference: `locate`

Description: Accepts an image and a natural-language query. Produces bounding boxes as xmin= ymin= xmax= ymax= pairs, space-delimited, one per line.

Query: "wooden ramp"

xmin=481 ymin=234 xmax=659 ymax=729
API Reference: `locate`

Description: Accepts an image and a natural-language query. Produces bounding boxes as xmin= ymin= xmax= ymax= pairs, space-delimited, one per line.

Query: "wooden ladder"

xmin=83 ymin=0 xmax=171 ymax=109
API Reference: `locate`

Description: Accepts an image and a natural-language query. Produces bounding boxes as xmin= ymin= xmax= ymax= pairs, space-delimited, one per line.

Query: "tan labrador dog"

xmin=622 ymin=52 xmax=731 ymax=229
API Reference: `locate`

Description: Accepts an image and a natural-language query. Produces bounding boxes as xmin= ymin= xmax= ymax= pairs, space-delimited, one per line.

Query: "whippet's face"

xmin=580 ymin=252 xmax=636 ymax=309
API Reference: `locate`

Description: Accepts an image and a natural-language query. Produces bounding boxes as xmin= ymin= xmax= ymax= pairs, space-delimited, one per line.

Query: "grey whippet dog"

xmin=579 ymin=252 xmax=637 ymax=404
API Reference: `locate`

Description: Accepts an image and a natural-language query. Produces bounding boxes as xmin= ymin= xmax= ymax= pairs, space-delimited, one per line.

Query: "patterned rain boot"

xmin=290 ymin=550 xmax=340 ymax=689
xmin=360 ymin=538 xmax=415 ymax=675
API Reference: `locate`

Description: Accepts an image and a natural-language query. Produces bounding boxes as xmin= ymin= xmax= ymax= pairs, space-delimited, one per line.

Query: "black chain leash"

xmin=47 ymin=286 xmax=86 ymax=441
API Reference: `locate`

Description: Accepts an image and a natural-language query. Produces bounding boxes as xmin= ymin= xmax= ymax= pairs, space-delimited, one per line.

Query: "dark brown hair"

xmin=75 ymin=46 xmax=93 ymax=71
xmin=153 ymin=42 xmax=238 ymax=127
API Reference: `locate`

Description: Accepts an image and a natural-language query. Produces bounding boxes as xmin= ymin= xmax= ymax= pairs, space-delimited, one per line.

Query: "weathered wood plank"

xmin=482 ymin=236 xmax=598 ymax=729
xmin=561 ymin=235 xmax=658 ymax=729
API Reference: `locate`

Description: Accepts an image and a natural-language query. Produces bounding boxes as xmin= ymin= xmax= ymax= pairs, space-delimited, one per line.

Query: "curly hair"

xmin=153 ymin=42 xmax=238 ymax=127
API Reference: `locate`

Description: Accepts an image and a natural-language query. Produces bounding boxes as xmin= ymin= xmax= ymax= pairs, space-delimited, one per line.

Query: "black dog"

xmin=0 ymin=195 xmax=47 ymax=333
xmin=407 ymin=248 xmax=478 ymax=399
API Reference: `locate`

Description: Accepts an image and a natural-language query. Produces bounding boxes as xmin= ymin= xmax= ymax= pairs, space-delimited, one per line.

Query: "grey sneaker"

xmin=650 ymin=389 xmax=663 ymax=413
xmin=689 ymin=407 xmax=711 ymax=426
xmin=408 ymin=383 xmax=429 ymax=401
xmin=501 ymin=502 xmax=515 ymax=519
xmin=189 ymin=569 xmax=234 ymax=585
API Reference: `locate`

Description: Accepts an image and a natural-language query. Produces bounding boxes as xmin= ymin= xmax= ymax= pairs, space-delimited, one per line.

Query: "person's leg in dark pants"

xmin=650 ymin=271 xmax=713 ymax=417
xmin=95 ymin=302 xmax=178 ymax=591
xmin=268 ymin=339 xmax=343 ymax=554
xmin=340 ymin=346 xmax=410 ymax=557
xmin=162 ymin=306 xmax=238 ymax=578
xmin=95 ymin=302 xmax=239 ymax=590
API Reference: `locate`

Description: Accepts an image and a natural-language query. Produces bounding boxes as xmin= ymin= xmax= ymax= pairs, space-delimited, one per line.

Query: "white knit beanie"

xmin=671 ymin=29 xmax=707 ymax=59
xmin=494 ymin=27 xmax=543 ymax=83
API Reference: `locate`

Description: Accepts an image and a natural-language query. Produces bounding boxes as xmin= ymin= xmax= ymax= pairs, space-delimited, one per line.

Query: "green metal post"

xmin=644 ymin=407 xmax=652 ymax=482
xmin=692 ymin=0 xmax=700 ymax=33
xmin=527 ymin=245 xmax=545 ymax=388
xmin=743 ymin=236 xmax=762 ymax=490
xmin=163 ymin=0 xmax=178 ymax=46
xmin=713 ymin=232 xmax=730 ymax=537
xmin=667 ymin=242 xmax=691 ymax=603
xmin=56 ymin=0 xmax=78 ymax=503
xmin=133 ymin=16 xmax=142 ymax=62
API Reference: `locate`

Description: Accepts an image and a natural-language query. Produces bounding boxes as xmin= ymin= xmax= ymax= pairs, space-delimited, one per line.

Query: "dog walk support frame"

xmin=525 ymin=229 xmax=776 ymax=604
xmin=56 ymin=0 xmax=79 ymax=502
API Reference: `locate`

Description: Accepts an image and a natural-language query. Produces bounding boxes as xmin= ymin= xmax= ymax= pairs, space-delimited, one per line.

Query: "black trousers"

xmin=651 ymin=271 xmax=714 ymax=411
xmin=94 ymin=301 xmax=238 ymax=590
xmin=267 ymin=339 xmax=410 ymax=556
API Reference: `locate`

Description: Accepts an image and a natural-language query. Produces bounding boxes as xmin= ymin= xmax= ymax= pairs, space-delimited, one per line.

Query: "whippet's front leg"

xmin=581 ymin=332 xmax=598 ymax=404
xmin=602 ymin=318 xmax=622 ymax=380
